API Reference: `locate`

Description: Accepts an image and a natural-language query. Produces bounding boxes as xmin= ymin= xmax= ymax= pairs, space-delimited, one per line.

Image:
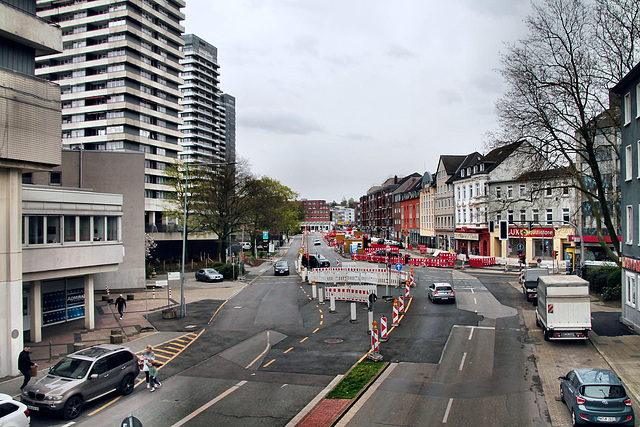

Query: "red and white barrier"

xmin=371 ymin=321 xmax=379 ymax=353
xmin=405 ymin=281 xmax=410 ymax=298
xmin=106 ymin=285 xmax=110 ymax=296
xmin=152 ymin=286 xmax=155 ymax=299
xmin=392 ymin=300 xmax=400 ymax=327
xmin=380 ymin=316 xmax=388 ymax=342
xmin=398 ymin=295 xmax=405 ymax=314
xmin=169 ymin=286 xmax=172 ymax=300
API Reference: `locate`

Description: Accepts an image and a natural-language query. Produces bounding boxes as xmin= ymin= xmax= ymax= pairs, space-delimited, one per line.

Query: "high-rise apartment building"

xmin=179 ymin=34 xmax=226 ymax=164
xmin=35 ymin=0 xmax=185 ymax=231
xmin=220 ymin=93 xmax=236 ymax=163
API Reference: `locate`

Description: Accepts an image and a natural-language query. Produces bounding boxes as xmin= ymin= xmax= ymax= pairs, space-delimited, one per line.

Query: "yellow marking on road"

xmin=88 ymin=395 xmax=122 ymax=416
xmin=308 ymin=297 xmax=312 ymax=300
xmin=300 ymin=337 xmax=308 ymax=343
xmin=312 ymin=328 xmax=319 ymax=334
xmin=284 ymin=347 xmax=294 ymax=354
xmin=153 ymin=349 xmax=175 ymax=356
xmin=320 ymin=314 xmax=323 ymax=319
xmin=208 ymin=299 xmax=229 ymax=325
xmin=263 ymin=359 xmax=276 ymax=368
xmin=165 ymin=346 xmax=182 ymax=352
xmin=169 ymin=342 xmax=186 ymax=348
xmin=320 ymin=321 xmax=323 ymax=325
xmin=319 ymin=309 xmax=323 ymax=313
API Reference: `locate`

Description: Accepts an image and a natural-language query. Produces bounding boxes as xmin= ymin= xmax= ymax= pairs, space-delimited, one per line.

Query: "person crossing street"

xmin=115 ymin=294 xmax=127 ymax=319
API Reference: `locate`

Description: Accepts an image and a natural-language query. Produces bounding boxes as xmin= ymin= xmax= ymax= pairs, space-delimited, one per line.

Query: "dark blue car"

xmin=559 ymin=369 xmax=634 ymax=426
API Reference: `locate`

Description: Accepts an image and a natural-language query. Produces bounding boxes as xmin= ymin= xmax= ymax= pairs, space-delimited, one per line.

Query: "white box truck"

xmin=535 ymin=275 xmax=591 ymax=341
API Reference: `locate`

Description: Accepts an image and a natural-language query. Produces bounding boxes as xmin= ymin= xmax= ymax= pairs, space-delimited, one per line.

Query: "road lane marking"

xmin=300 ymin=337 xmax=308 ymax=343
xmin=312 ymin=328 xmax=319 ymax=333
xmin=442 ymin=398 xmax=454 ymax=423
xmin=468 ymin=327 xmax=474 ymax=340
xmin=459 ymin=352 xmax=467 ymax=371
xmin=88 ymin=395 xmax=122 ymax=416
xmin=171 ymin=380 xmax=247 ymax=427
xmin=263 ymin=359 xmax=276 ymax=368
xmin=474 ymin=297 xmax=477 ymax=304
xmin=246 ymin=330 xmax=271 ymax=369
xmin=284 ymin=347 xmax=293 ymax=354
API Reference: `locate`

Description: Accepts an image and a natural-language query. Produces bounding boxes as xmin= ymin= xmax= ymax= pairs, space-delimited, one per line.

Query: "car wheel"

xmin=120 ymin=374 xmax=135 ymax=395
xmin=63 ymin=395 xmax=83 ymax=419
xmin=536 ymin=317 xmax=541 ymax=328
xmin=543 ymin=328 xmax=550 ymax=341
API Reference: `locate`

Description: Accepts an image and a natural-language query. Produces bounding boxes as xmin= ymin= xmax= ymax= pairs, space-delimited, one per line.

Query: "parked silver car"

xmin=21 ymin=344 xmax=139 ymax=419
xmin=195 ymin=268 xmax=224 ymax=282
xmin=428 ymin=283 xmax=455 ymax=303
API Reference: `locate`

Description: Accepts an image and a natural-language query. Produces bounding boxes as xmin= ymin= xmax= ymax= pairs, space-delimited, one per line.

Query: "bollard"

xmin=318 ymin=287 xmax=325 ymax=304
xmin=312 ymin=281 xmax=317 ymax=299
xmin=371 ymin=321 xmax=379 ymax=352
xmin=398 ymin=295 xmax=405 ymax=314
xmin=106 ymin=285 xmax=110 ymax=296
xmin=380 ymin=316 xmax=388 ymax=342
xmin=350 ymin=302 xmax=357 ymax=323
xmin=405 ymin=280 xmax=410 ymax=298
xmin=329 ymin=295 xmax=336 ymax=313
xmin=392 ymin=300 xmax=400 ymax=327
xmin=153 ymin=286 xmax=155 ymax=299
xmin=169 ymin=286 xmax=172 ymax=300
xmin=368 ymin=311 xmax=374 ymax=334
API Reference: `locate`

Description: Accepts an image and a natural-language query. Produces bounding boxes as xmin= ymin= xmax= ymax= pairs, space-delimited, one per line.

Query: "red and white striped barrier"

xmin=106 ymin=285 xmax=110 ymax=296
xmin=169 ymin=286 xmax=172 ymax=300
xmin=380 ymin=316 xmax=388 ymax=342
xmin=392 ymin=300 xmax=400 ymax=327
xmin=405 ymin=281 xmax=410 ymax=298
xmin=371 ymin=321 xmax=379 ymax=353
xmin=325 ymin=285 xmax=377 ymax=303
xmin=398 ymin=295 xmax=405 ymax=314
xmin=152 ymin=286 xmax=155 ymax=299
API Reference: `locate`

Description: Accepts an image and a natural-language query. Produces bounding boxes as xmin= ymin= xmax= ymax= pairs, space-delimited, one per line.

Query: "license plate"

xmin=596 ymin=417 xmax=616 ymax=422
xmin=26 ymin=405 xmax=39 ymax=411
xmin=441 ymin=297 xmax=448 ymax=300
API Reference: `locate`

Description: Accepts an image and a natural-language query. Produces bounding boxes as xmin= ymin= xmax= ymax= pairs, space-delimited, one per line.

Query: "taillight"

xmin=576 ymin=396 xmax=586 ymax=405
xmin=625 ymin=398 xmax=632 ymax=407
xmin=451 ymin=290 xmax=455 ymax=295
xmin=434 ymin=291 xmax=438 ymax=295
xmin=24 ymin=408 xmax=29 ymax=418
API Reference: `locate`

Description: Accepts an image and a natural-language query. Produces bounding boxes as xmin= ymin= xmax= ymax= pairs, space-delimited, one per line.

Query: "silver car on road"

xmin=428 ymin=282 xmax=456 ymax=303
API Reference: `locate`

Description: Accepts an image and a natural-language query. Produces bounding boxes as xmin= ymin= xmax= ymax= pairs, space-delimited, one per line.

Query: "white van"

xmin=240 ymin=242 xmax=251 ymax=250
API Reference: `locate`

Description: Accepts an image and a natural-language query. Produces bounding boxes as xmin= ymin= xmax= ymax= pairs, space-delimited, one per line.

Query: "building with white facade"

xmin=35 ymin=0 xmax=186 ymax=233
xmin=419 ymin=172 xmax=436 ymax=247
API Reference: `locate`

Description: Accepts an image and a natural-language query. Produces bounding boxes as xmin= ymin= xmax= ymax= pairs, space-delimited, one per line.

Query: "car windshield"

xmin=50 ymin=357 xmax=92 ymax=379
xmin=276 ymin=262 xmax=287 ymax=267
xmin=582 ymin=385 xmax=626 ymax=399
xmin=206 ymin=269 xmax=219 ymax=274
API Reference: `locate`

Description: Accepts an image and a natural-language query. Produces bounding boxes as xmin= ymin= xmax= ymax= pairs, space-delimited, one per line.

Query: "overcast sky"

xmin=183 ymin=0 xmax=532 ymax=202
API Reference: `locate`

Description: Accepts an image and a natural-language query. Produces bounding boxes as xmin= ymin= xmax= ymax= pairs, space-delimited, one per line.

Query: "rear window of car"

xmin=0 ymin=402 xmax=20 ymax=417
xmin=437 ymin=286 xmax=453 ymax=291
xmin=582 ymin=385 xmax=626 ymax=399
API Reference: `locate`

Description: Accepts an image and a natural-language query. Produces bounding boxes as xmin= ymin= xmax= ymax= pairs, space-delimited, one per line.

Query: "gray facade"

xmin=28 ymin=150 xmax=146 ymax=290
xmin=612 ymin=63 xmax=640 ymax=333
xmin=221 ymin=93 xmax=236 ymax=163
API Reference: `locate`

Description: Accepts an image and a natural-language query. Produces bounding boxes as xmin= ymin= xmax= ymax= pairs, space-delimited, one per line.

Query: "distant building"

xmin=331 ymin=205 xmax=355 ymax=227
xmin=179 ymin=34 xmax=232 ymax=164
xmin=435 ymin=155 xmax=466 ymax=250
xmin=221 ymin=94 xmax=236 ymax=164
xmin=419 ymin=172 xmax=436 ymax=247
xmin=298 ymin=199 xmax=331 ymax=231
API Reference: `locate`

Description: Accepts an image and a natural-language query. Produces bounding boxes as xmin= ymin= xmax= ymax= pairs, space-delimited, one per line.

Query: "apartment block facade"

xmin=35 ymin=0 xmax=186 ymax=232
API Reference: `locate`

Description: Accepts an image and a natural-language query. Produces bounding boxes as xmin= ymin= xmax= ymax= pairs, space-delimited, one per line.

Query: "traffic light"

xmin=499 ymin=220 xmax=508 ymax=240
xmin=553 ymin=250 xmax=558 ymax=259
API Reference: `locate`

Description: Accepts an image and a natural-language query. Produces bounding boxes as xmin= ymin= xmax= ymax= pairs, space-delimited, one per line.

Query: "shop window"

xmin=50 ymin=171 xmax=62 ymax=185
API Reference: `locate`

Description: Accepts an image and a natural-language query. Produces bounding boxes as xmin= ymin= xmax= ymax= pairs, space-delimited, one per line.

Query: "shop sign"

xmin=454 ymin=232 xmax=479 ymax=241
xmin=623 ymin=257 xmax=640 ymax=274
xmin=508 ymin=228 xmax=555 ymax=238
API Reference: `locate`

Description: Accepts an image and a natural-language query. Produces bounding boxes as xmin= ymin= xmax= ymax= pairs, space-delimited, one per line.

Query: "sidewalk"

xmin=0 ymin=251 xmax=285 ymax=396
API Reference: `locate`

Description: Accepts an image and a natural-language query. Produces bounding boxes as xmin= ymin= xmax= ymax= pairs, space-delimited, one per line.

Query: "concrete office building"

xmin=0 ymin=0 xmax=62 ymax=377
xmin=35 ymin=0 xmax=186 ymax=232
xmin=179 ymin=34 xmax=227 ymax=164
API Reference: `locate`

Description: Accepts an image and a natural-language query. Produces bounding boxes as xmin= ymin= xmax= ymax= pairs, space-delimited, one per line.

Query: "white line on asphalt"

xmin=471 ymin=288 xmax=475 ymax=294
xmin=442 ymin=398 xmax=454 ymax=423
xmin=171 ymin=380 xmax=247 ymax=427
xmin=468 ymin=327 xmax=474 ymax=340
xmin=459 ymin=352 xmax=467 ymax=371
xmin=474 ymin=297 xmax=477 ymax=304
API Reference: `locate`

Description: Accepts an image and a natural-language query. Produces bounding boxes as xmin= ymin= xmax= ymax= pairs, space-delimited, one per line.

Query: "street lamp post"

xmin=180 ymin=161 xmax=235 ymax=318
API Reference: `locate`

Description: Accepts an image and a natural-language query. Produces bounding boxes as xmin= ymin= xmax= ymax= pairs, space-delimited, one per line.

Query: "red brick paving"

xmin=298 ymin=398 xmax=352 ymax=427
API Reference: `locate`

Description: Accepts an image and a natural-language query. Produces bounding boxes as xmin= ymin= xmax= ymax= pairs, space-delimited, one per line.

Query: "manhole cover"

xmin=325 ymin=339 xmax=344 ymax=344
xmin=185 ymin=325 xmax=197 ymax=329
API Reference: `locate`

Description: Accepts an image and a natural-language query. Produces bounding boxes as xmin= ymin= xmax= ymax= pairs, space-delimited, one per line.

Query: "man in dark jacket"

xmin=115 ymin=294 xmax=127 ymax=319
xmin=18 ymin=346 xmax=36 ymax=390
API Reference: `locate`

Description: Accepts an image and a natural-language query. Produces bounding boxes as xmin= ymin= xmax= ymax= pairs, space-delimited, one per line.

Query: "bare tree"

xmin=494 ymin=0 xmax=640 ymax=264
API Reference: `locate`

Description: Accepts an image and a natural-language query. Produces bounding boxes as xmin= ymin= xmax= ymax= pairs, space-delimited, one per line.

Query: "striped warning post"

xmin=392 ymin=300 xmax=400 ymax=327
xmin=371 ymin=321 xmax=379 ymax=352
xmin=398 ymin=295 xmax=405 ymax=314
xmin=405 ymin=280 xmax=410 ymax=298
xmin=380 ymin=316 xmax=388 ymax=342
xmin=153 ymin=286 xmax=155 ymax=299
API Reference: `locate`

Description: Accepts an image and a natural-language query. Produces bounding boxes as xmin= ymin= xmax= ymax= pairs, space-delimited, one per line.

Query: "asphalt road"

xmin=337 ymin=268 xmax=550 ymax=427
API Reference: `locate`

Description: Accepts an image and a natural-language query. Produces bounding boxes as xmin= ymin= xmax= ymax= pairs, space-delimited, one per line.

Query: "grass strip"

xmin=325 ymin=361 xmax=384 ymax=399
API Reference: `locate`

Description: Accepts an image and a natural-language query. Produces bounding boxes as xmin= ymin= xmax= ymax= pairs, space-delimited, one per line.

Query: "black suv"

xmin=301 ymin=253 xmax=330 ymax=268
xmin=22 ymin=344 xmax=139 ymax=419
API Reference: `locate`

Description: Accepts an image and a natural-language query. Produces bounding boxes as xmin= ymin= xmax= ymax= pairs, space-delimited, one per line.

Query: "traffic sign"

xmin=395 ymin=263 xmax=403 ymax=271
xmin=517 ymin=244 xmax=524 ymax=250
xmin=232 ymin=253 xmax=236 ymax=259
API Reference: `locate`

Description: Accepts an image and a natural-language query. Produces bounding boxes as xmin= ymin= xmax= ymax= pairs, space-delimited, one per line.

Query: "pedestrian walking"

xmin=115 ymin=294 xmax=127 ymax=319
xmin=149 ymin=361 xmax=162 ymax=392
xmin=18 ymin=346 xmax=37 ymax=391
xmin=140 ymin=345 xmax=155 ymax=388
